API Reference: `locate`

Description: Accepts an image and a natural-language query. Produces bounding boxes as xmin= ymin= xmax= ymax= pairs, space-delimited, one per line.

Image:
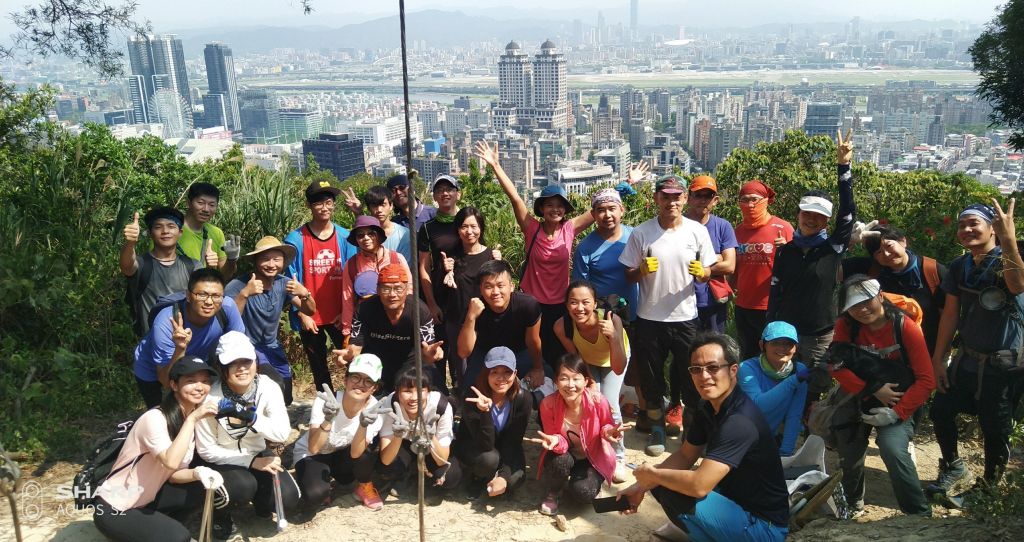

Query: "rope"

xmin=396 ymin=1 xmax=428 ymax=541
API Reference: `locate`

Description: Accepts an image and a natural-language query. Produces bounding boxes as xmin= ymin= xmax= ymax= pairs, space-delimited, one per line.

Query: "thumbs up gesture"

xmin=243 ymin=273 xmax=264 ymax=298
xmin=123 ymin=212 xmax=141 ymax=243
xmin=204 ymin=239 xmax=218 ymax=268
xmin=641 ymin=247 xmax=659 ymax=275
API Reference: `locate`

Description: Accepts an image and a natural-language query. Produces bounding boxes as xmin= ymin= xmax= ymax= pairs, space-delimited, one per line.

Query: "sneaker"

xmin=635 ymin=411 xmax=652 ymax=433
xmin=653 ymin=521 xmax=690 ymax=542
xmin=465 ymin=477 xmax=487 ymax=500
xmin=645 ymin=425 xmax=667 ymax=456
xmin=539 ymin=492 xmax=559 ymax=516
xmin=212 ymin=512 xmax=236 ymax=541
xmin=665 ymin=405 xmax=683 ymax=436
xmin=613 ymin=462 xmax=629 ymax=483
xmin=354 ymin=482 xmax=384 ymax=511
xmin=927 ymin=458 xmax=973 ymax=504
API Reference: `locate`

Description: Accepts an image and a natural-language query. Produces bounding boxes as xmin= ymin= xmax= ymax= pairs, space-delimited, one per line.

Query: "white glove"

xmin=443 ymin=270 xmax=456 ymax=289
xmin=850 ymin=220 xmax=880 ymax=245
xmin=222 ymin=234 xmax=241 ymax=261
xmin=194 ymin=466 xmax=224 ymax=490
xmin=861 ymin=406 xmax=899 ymax=427
xmin=316 ymin=383 xmax=341 ymax=422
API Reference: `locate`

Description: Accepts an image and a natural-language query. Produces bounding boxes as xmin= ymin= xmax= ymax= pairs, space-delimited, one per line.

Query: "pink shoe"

xmin=539 ymin=492 xmax=559 ymax=516
xmin=354 ymin=482 xmax=384 ymax=511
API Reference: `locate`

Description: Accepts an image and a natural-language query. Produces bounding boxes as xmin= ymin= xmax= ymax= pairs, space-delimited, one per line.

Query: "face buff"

xmin=760 ymin=354 xmax=794 ymax=381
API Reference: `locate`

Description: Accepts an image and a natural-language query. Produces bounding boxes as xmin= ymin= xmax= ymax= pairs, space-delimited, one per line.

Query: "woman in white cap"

xmin=92 ymin=357 xmax=222 ymax=542
xmin=194 ymin=330 xmax=297 ymax=539
xmin=294 ymin=354 xmax=387 ymax=511
xmin=455 ymin=346 xmax=533 ymax=500
xmin=225 ymin=236 xmax=316 ymax=405
xmin=828 ymin=274 xmax=935 ymax=516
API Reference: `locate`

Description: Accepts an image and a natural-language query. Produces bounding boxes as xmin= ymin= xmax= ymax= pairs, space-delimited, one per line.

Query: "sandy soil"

xmin=0 ymin=397 xmax=1013 ymax=542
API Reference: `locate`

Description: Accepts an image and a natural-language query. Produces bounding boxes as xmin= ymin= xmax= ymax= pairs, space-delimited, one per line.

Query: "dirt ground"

xmin=0 ymin=395 xmax=1017 ymax=542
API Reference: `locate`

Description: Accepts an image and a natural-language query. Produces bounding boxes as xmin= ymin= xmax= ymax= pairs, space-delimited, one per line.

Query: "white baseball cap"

xmin=348 ymin=353 xmax=383 ymax=383
xmin=841 ymin=279 xmax=882 ymax=313
xmin=215 ymin=330 xmax=256 ymax=365
xmin=798 ymin=195 xmax=834 ymax=218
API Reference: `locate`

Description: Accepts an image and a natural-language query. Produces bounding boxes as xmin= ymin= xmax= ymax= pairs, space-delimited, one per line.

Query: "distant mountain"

xmin=172 ymin=10 xmax=570 ymax=56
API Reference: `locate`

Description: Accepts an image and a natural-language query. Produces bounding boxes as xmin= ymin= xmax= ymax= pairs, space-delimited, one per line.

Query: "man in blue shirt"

xmin=225 ymin=236 xmax=316 ymax=405
xmin=571 ymin=188 xmax=639 ymax=321
xmin=133 ymin=268 xmax=245 ymax=407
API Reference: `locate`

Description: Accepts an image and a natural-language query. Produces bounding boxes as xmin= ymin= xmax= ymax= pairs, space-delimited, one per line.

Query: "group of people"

xmin=93 ymin=132 xmax=1023 ymax=542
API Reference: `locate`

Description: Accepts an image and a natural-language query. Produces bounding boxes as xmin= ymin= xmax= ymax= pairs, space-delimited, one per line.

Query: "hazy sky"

xmin=1 ymin=0 xmax=1008 ymax=36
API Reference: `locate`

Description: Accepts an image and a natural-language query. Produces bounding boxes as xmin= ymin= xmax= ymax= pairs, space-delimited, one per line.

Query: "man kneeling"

xmin=617 ymin=332 xmax=789 ymax=542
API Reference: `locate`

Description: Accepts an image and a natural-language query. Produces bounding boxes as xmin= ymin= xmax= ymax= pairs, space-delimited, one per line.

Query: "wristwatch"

xmin=319 ymin=421 xmax=332 ymax=431
xmin=300 ymin=293 xmax=312 ymax=301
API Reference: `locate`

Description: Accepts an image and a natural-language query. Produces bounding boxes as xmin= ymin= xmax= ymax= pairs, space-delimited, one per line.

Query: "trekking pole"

xmin=197 ymin=487 xmax=214 ymax=542
xmin=0 ymin=442 xmax=23 ymax=542
xmin=273 ymin=471 xmax=287 ymax=532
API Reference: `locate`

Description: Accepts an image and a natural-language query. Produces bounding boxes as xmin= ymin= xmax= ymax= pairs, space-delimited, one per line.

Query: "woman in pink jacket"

xmin=534 ymin=353 xmax=628 ymax=516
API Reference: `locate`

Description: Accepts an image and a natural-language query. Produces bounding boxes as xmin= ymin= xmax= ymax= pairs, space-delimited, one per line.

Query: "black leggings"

xmin=196 ymin=460 xmax=300 ymax=518
xmin=379 ymin=441 xmax=462 ymax=490
xmin=295 ymin=446 xmax=378 ymax=506
xmin=299 ymin=325 xmax=346 ymax=394
xmin=541 ymin=453 xmax=603 ymax=502
xmin=92 ymin=482 xmax=205 ymax=542
xmin=539 ymin=302 xmax=568 ymax=371
xmin=463 ymin=448 xmax=525 ymax=489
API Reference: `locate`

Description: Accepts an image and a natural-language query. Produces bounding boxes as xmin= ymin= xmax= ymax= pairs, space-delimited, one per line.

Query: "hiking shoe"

xmin=927 ymin=458 xmax=973 ymax=503
xmin=354 ymin=482 xmax=384 ymax=511
xmin=653 ymin=521 xmax=689 ymax=542
xmin=465 ymin=477 xmax=488 ymax=500
xmin=635 ymin=411 xmax=652 ymax=433
xmin=539 ymin=492 xmax=559 ymax=516
xmin=645 ymin=425 xmax=667 ymax=456
xmin=212 ymin=512 xmax=236 ymax=540
xmin=665 ymin=405 xmax=683 ymax=436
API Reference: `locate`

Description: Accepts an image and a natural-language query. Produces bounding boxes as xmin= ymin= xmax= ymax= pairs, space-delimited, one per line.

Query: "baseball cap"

xmin=484 ymin=346 xmax=517 ymax=371
xmin=353 ymin=270 xmax=379 ymax=297
xmin=169 ymin=356 xmax=218 ymax=381
xmin=386 ymin=174 xmax=410 ymax=190
xmin=761 ymin=321 xmax=799 ymax=344
xmin=348 ymin=353 xmax=383 ymax=382
xmin=347 ymin=215 xmax=387 ymax=246
xmin=654 ymin=175 xmax=687 ymax=194
xmin=533 ymin=184 xmax=575 ymax=216
xmin=590 ymin=187 xmax=622 ymax=209
xmin=798 ymin=195 xmax=834 ymax=218
xmin=305 ymin=179 xmax=341 ymax=202
xmin=841 ymin=279 xmax=882 ymax=313
xmin=430 ymin=174 xmax=461 ymax=191
xmin=689 ymin=175 xmax=718 ymax=194
xmin=377 ymin=262 xmax=410 ymax=284
xmin=215 ymin=330 xmax=257 ymax=365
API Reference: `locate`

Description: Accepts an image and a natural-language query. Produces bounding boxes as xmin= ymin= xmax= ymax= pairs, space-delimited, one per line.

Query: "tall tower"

xmin=126 ymin=34 xmax=192 ymax=123
xmin=498 ymin=41 xmax=532 ymax=108
xmin=630 ymin=0 xmax=639 ymax=41
xmin=532 ymin=39 xmax=568 ymax=130
xmin=204 ymin=43 xmax=241 ymax=131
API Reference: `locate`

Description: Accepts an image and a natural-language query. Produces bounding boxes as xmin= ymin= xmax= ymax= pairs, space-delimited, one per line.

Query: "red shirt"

xmin=734 ymin=216 xmax=793 ymax=310
xmin=301 ymin=228 xmax=346 ymax=326
xmin=831 ymin=316 xmax=936 ymax=420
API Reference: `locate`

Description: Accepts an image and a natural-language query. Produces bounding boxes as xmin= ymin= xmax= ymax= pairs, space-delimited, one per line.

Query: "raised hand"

xmin=641 ymin=247 xmax=659 ymax=275
xmin=837 ymin=128 xmax=854 ymax=165
xmin=773 ymin=224 xmax=786 ymax=247
xmin=359 ymin=400 xmax=386 ymax=428
xmin=222 ymin=234 xmax=241 ymax=262
xmin=991 ymin=197 xmax=1017 ymax=243
xmin=626 ymin=161 xmax=650 ymax=185
xmin=204 ymin=239 xmax=218 ymax=268
xmin=421 ymin=340 xmax=444 ymax=362
xmin=316 ymin=383 xmax=341 ymax=422
xmin=525 ymin=430 xmax=559 ymax=450
xmin=465 ymin=297 xmax=485 ymax=321
xmin=465 ymin=386 xmax=493 ymax=412
xmin=285 ymin=278 xmax=309 ymax=299
xmin=341 ymin=187 xmax=362 ymax=215
xmin=389 ymin=411 xmax=411 ymax=440
xmin=441 ymin=252 xmax=454 ymax=273
xmin=598 ymin=309 xmax=615 ymax=341
xmin=473 ymin=140 xmax=500 ymax=167
xmin=850 ymin=220 xmax=881 ymax=245
xmin=170 ymin=312 xmax=192 ymax=351
xmin=601 ymin=422 xmax=632 ymax=444
xmin=123 ymin=211 xmax=141 ymax=243
xmin=331 ymin=348 xmax=350 ymax=368
xmin=243 ymin=273 xmax=264 ymax=298
xmin=491 ymin=243 xmax=502 ymax=261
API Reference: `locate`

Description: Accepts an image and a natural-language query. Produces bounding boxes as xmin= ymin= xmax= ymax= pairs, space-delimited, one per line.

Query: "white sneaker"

xmin=653 ymin=521 xmax=690 ymax=542
xmin=613 ymin=462 xmax=628 ymax=483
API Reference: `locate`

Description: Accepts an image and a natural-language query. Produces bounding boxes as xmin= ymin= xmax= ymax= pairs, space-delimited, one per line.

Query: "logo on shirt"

xmin=309 ymin=248 xmax=340 ymax=276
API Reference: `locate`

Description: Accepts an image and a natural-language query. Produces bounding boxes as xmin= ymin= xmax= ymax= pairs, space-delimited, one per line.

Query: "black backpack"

xmin=125 ymin=253 xmax=197 ymax=336
xmin=72 ymin=419 xmax=146 ymax=510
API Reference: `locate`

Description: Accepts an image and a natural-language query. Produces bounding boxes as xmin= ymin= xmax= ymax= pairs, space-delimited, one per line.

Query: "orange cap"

xmin=377 ymin=263 xmax=409 ymax=284
xmin=689 ymin=175 xmax=718 ymax=194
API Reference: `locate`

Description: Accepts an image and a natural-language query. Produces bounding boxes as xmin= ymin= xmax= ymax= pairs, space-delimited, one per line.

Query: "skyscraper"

xmin=803 ymin=102 xmax=843 ymax=138
xmin=498 ymin=41 xmax=532 ymax=108
xmin=127 ymin=34 xmax=192 ymax=123
xmin=239 ymin=89 xmax=280 ymax=144
xmin=302 ymin=133 xmax=366 ymax=181
xmin=532 ymin=40 xmax=568 ymax=131
xmin=630 ymin=0 xmax=639 ymax=41
xmin=203 ymin=43 xmax=241 ymax=132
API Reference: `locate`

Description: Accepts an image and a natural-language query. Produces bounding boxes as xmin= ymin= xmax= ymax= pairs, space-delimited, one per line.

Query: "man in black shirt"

xmin=617 ymin=332 xmax=789 ymax=542
xmin=335 ymin=263 xmax=443 ymax=394
xmin=457 ymin=260 xmax=547 ymax=392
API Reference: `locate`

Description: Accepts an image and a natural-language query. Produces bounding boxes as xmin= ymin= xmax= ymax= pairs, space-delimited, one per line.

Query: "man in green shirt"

xmin=179 ymin=182 xmax=240 ymax=276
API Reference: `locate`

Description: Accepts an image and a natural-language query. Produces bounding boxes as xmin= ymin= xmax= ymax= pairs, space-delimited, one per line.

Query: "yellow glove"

xmin=641 ymin=256 xmax=659 ymax=275
xmin=687 ymin=260 xmax=706 ymax=280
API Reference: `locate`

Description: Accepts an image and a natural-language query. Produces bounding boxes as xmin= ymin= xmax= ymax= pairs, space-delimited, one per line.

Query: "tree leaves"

xmin=969 ymin=0 xmax=1024 ymax=150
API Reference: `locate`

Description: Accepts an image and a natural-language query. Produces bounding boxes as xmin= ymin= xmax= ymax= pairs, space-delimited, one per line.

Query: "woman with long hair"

xmin=455 ymin=347 xmax=533 ymax=500
xmin=553 ymin=280 xmax=630 ymax=481
xmin=92 ymin=357 xmax=220 ymax=542
xmin=533 ymin=353 xmax=627 ymax=516
xmin=828 ymin=274 xmax=935 ymax=516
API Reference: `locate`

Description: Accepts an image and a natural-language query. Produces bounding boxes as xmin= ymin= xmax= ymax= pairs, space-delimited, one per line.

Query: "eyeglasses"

xmin=689 ymin=190 xmax=716 ymax=200
xmin=687 ymin=363 xmax=730 ymax=376
xmin=433 ymin=186 xmax=458 ymax=194
xmin=191 ymin=292 xmax=224 ymax=303
xmin=738 ymin=195 xmax=765 ymax=204
xmin=378 ymin=285 xmax=407 ymax=295
xmin=355 ymin=230 xmax=377 ymax=239
xmin=311 ymin=200 xmax=335 ymax=209
xmin=346 ymin=374 xmax=376 ymax=387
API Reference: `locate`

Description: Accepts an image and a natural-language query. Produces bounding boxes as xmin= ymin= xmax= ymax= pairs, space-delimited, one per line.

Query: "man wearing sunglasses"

xmin=617 ymin=332 xmax=789 ymax=542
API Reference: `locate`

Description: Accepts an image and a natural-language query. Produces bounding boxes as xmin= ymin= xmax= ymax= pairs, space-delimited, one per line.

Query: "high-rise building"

xmin=279 ymin=108 xmax=323 ymax=143
xmin=127 ymin=75 xmax=149 ymax=124
xmin=203 ymin=43 xmax=241 ymax=132
xmin=804 ymin=102 xmax=843 ymax=138
xmin=302 ymin=133 xmax=366 ymax=181
xmin=239 ymin=89 xmax=280 ymax=144
xmin=498 ymin=41 xmax=532 ymax=108
xmin=127 ymin=34 xmax=192 ymax=123
xmin=532 ymin=40 xmax=568 ymax=131
xmin=201 ymin=93 xmax=227 ymax=129
xmin=630 ymin=0 xmax=639 ymax=41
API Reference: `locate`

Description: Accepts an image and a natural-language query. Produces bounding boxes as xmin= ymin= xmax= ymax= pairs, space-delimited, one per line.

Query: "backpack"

xmin=807 ymin=384 xmax=856 ymax=449
xmin=72 ymin=419 xmax=146 ymax=510
xmin=125 ymin=253 xmax=197 ymax=336
xmin=562 ymin=294 xmax=630 ymax=340
xmin=868 ymin=255 xmax=940 ymax=294
xmin=347 ymin=249 xmax=402 ymax=302
xmin=880 ymin=293 xmax=924 ymax=326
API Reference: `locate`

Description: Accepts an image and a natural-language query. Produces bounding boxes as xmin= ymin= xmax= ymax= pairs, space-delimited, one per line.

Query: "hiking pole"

xmin=0 ymin=442 xmax=23 ymax=542
xmin=273 ymin=471 xmax=287 ymax=532
xmin=197 ymin=487 xmax=214 ymax=542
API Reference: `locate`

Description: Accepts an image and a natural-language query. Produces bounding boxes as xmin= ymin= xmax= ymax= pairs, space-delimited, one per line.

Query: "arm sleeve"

xmin=463 ymin=403 xmax=496 ymax=453
xmin=571 ymin=240 xmax=589 ymax=281
xmin=416 ymin=224 xmax=431 ymax=254
xmin=251 ymin=378 xmax=292 ymax=443
xmin=828 ymin=163 xmax=856 ymax=251
xmin=738 ymin=361 xmax=801 ymax=420
xmin=435 ymin=408 xmax=454 ymax=448
xmin=224 ymin=279 xmax=244 ymax=299
xmin=350 ymin=304 xmax=365 ymax=347
xmin=497 ymin=393 xmax=532 ymax=483
xmin=284 ymin=230 xmax=302 ymax=282
xmin=780 ymin=366 xmax=808 ymax=456
xmin=150 ymin=307 xmax=176 ymax=368
xmin=892 ymin=318 xmax=936 ymax=420
xmin=766 ymin=246 xmax=787 ymax=322
xmin=538 ymin=396 xmax=569 ymax=454
xmin=419 ymin=302 xmax=437 ymax=343
xmin=719 ymin=220 xmax=739 ymax=250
